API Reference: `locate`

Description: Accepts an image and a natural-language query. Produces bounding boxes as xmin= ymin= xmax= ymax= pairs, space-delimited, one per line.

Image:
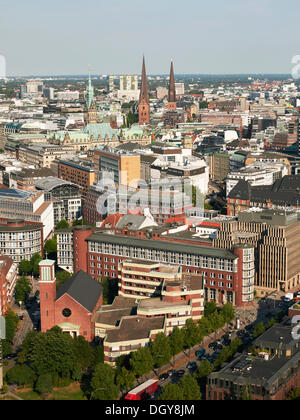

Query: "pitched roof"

xmin=228 ymin=180 xmax=252 ymax=201
xmin=56 ymin=270 xmax=102 ymax=312
xmin=228 ymin=175 xmax=300 ymax=206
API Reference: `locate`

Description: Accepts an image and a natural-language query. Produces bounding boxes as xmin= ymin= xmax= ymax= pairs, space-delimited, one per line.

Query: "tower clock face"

xmin=62 ymin=308 xmax=72 ymax=318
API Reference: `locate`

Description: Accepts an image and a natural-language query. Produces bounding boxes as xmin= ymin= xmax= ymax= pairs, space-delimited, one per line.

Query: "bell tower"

xmin=138 ymin=56 xmax=150 ymax=125
xmin=167 ymin=60 xmax=177 ymax=110
xmin=39 ymin=259 xmax=56 ymax=333
xmin=84 ymin=74 xmax=99 ymax=125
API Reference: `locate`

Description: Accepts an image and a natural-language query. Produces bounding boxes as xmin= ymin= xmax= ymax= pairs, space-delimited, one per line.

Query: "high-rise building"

xmin=43 ymin=87 xmax=55 ymax=100
xmin=175 ymin=82 xmax=185 ymax=97
xmin=108 ymin=75 xmax=115 ymax=92
xmin=117 ymin=74 xmax=139 ymax=101
xmin=119 ymin=74 xmax=138 ymax=91
xmin=138 ymin=56 xmax=150 ymax=125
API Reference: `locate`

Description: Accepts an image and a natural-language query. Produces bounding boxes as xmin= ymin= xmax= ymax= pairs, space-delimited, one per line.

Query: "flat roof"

xmin=105 ymin=316 xmax=165 ymax=343
xmin=87 ymin=232 xmax=238 ymax=260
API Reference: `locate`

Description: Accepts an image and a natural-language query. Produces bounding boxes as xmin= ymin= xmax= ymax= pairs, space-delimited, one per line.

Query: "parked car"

xmin=175 ymin=370 xmax=185 ymax=377
xmin=159 ymin=374 xmax=169 ymax=382
xmin=167 ymin=369 xmax=176 ymax=377
xmin=187 ymin=362 xmax=197 ymax=371
xmin=195 ymin=349 xmax=205 ymax=359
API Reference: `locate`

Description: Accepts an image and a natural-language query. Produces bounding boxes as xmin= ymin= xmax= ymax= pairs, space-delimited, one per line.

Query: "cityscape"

xmin=1 ymin=0 xmax=300 ymax=406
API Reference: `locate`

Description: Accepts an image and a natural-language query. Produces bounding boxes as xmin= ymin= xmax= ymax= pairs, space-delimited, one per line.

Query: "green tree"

xmin=180 ymin=375 xmax=202 ymax=400
xmin=198 ymin=317 xmax=214 ymax=337
xmin=204 ymin=301 xmax=217 ymax=317
xmin=170 ymin=327 xmax=185 ymax=357
xmin=150 ymin=333 xmax=172 ymax=368
xmin=195 ymin=359 xmax=214 ymax=382
xmin=101 ymin=277 xmax=118 ymax=304
xmin=35 ymin=373 xmax=53 ymax=396
xmin=101 ymin=277 xmax=109 ymax=304
xmin=15 ymin=276 xmax=32 ymax=304
xmin=56 ymin=220 xmax=69 ymax=230
xmin=90 ymin=363 xmax=119 ymax=400
xmin=73 ymin=336 xmax=94 ymax=371
xmin=265 ymin=318 xmax=276 ymax=330
xmin=91 ymin=345 xmax=104 ymax=367
xmin=30 ymin=253 xmax=43 ymax=277
xmin=253 ymin=322 xmax=265 ymax=338
xmin=19 ymin=259 xmax=32 ymax=275
xmin=220 ymin=303 xmax=235 ymax=324
xmin=6 ymin=364 xmax=36 ymax=388
xmin=183 ymin=319 xmax=200 ymax=350
xmin=207 ymin=312 xmax=225 ymax=333
xmin=130 ymin=347 xmax=154 ymax=377
xmin=5 ymin=309 xmax=19 ymax=343
xmin=159 ymin=383 xmax=184 ymax=400
xmin=126 ymin=111 xmax=138 ymax=127
xmin=56 ymin=270 xmax=72 ymax=290
xmin=116 ymin=367 xmax=136 ymax=392
xmin=44 ymin=237 xmax=57 ymax=260
xmin=19 ymin=327 xmax=77 ymax=379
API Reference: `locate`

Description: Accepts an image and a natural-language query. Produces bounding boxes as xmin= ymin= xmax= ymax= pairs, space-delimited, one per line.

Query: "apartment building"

xmin=18 ymin=143 xmax=74 ymax=169
xmin=0 ymin=255 xmax=18 ymax=314
xmin=58 ymin=158 xmax=95 ymax=197
xmin=226 ymin=162 xmax=288 ymax=197
xmin=0 ymin=218 xmax=43 ymax=263
xmin=227 ymin=175 xmax=300 ymax=216
xmin=214 ymin=208 xmax=300 ymax=296
xmin=94 ymin=259 xmax=204 ymax=364
xmin=34 ymin=177 xmax=82 ymax=224
xmin=0 ymin=189 xmax=54 ymax=241
xmin=56 ymin=225 xmax=255 ymax=307
xmin=94 ymin=148 xmax=141 ymax=186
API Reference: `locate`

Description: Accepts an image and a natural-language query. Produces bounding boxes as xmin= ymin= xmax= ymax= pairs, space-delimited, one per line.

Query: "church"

xmin=138 ymin=57 xmax=182 ymax=128
xmin=39 ymin=259 xmax=103 ymax=341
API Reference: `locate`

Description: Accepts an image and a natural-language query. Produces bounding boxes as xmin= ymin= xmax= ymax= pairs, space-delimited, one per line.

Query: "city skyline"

xmin=1 ymin=0 xmax=300 ymax=76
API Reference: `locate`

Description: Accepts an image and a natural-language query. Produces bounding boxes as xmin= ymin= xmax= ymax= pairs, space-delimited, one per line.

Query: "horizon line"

xmin=3 ymin=73 xmax=294 ymax=79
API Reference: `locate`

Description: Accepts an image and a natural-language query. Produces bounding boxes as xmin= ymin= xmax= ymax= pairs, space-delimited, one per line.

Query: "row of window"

xmin=88 ymin=242 xmax=235 ymax=271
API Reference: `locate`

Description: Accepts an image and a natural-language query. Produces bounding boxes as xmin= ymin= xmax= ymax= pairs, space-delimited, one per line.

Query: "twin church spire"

xmin=138 ymin=57 xmax=177 ymax=125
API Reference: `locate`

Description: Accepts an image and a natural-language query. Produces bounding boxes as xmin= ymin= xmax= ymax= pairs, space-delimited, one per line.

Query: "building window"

xmin=62 ymin=308 xmax=72 ymax=318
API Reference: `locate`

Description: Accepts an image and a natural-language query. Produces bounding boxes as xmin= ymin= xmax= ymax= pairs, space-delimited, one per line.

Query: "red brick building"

xmin=56 ymin=224 xmax=255 ymax=308
xmin=39 ymin=259 xmax=103 ymax=341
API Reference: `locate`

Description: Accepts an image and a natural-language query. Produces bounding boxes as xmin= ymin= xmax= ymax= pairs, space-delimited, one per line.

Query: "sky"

xmin=0 ymin=0 xmax=300 ymax=76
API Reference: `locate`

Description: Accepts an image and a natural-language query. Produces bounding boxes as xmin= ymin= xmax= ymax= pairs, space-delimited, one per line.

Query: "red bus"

xmin=125 ymin=379 xmax=158 ymax=401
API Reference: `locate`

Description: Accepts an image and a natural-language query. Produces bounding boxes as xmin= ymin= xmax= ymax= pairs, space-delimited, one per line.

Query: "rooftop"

xmin=104 ymin=316 xmax=165 ymax=343
xmin=56 ymin=270 xmax=102 ymax=313
xmin=87 ymin=231 xmax=238 ymax=260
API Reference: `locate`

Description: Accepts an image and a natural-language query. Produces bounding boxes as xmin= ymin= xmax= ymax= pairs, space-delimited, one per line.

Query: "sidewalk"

xmin=133 ymin=325 xmax=229 ymax=387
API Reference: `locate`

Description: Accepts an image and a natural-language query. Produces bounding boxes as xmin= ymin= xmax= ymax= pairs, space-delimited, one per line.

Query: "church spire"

xmin=140 ymin=55 xmax=149 ymax=102
xmin=168 ymin=60 xmax=177 ymax=110
xmin=84 ymin=69 xmax=98 ymax=125
xmin=139 ymin=56 xmax=150 ymax=125
xmin=86 ymin=68 xmax=94 ymax=109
